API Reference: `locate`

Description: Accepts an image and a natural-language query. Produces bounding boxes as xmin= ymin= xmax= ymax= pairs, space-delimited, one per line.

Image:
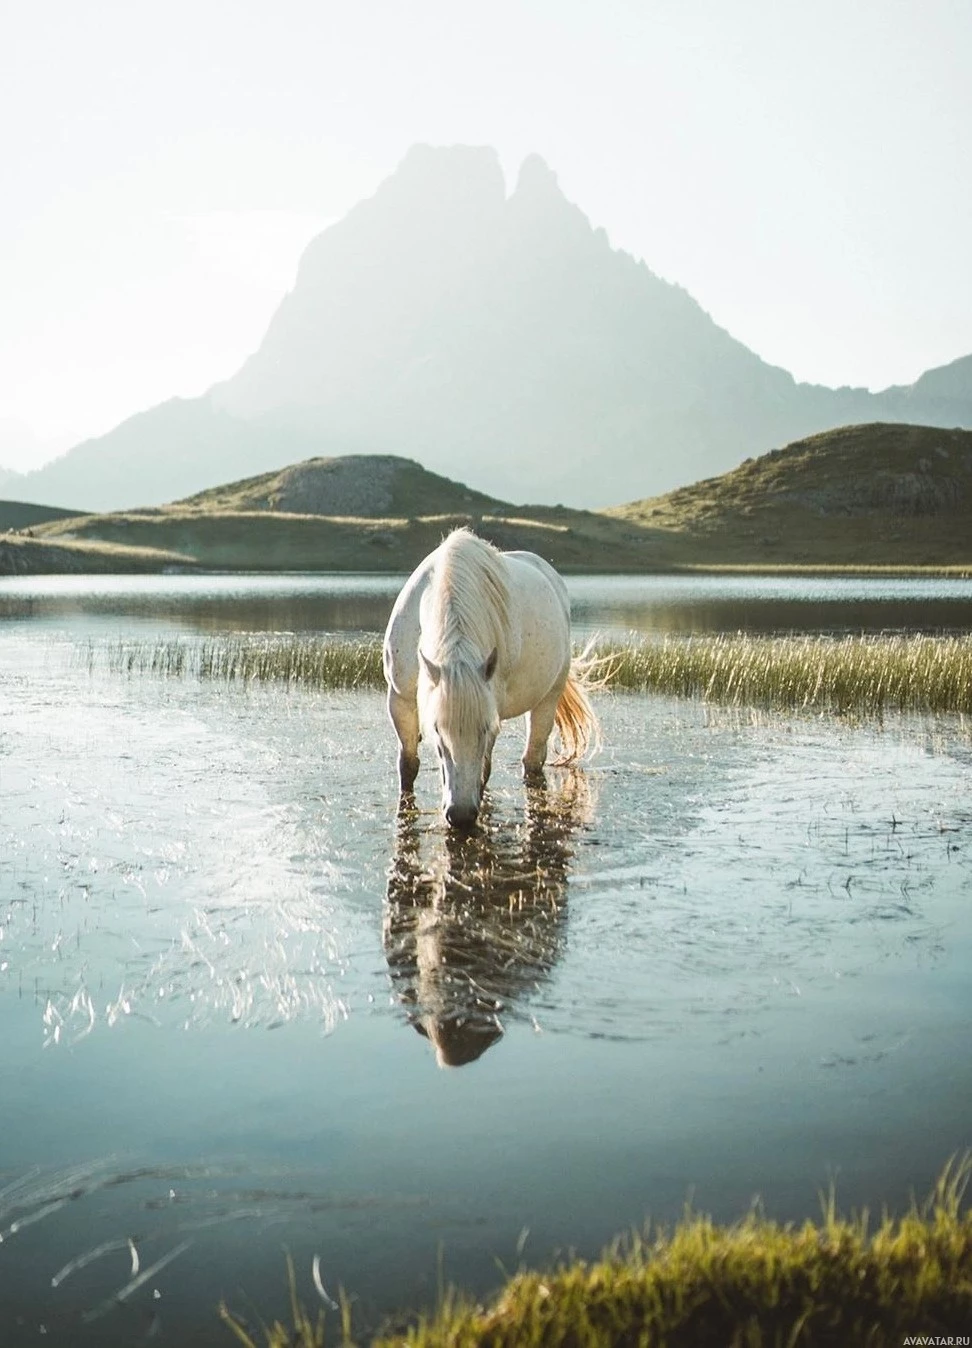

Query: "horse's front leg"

xmin=387 ymin=687 xmax=421 ymax=792
xmin=522 ymin=687 xmax=561 ymax=778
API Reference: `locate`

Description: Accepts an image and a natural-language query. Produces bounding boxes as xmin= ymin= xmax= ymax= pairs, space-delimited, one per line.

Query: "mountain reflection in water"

xmin=384 ymin=773 xmax=594 ymax=1067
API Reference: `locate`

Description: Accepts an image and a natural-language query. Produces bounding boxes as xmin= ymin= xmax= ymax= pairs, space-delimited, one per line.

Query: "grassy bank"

xmin=85 ymin=631 xmax=972 ymax=718
xmin=31 ymin=507 xmax=654 ymax=573
xmin=0 ymin=531 xmax=196 ymax=575
xmin=220 ymin=1159 xmax=972 ymax=1346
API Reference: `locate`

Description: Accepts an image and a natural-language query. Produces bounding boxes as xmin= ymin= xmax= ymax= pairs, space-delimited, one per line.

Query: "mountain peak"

xmin=910 ymin=353 xmax=972 ymax=402
xmin=513 ymin=153 xmax=560 ymax=199
xmin=507 ymin=151 xmax=593 ymax=247
xmin=16 ymin=144 xmax=972 ymax=514
xmin=379 ymin=142 xmax=506 ymax=211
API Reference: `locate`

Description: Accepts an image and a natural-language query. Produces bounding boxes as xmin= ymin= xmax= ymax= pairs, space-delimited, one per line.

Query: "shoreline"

xmin=2 ymin=534 xmax=971 ymax=581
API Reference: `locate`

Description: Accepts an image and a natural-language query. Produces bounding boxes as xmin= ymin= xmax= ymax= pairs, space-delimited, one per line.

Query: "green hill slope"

xmin=11 ymin=428 xmax=972 ymax=575
xmin=27 ymin=507 xmax=646 ymax=574
xmin=606 ymin=423 xmax=972 ymax=568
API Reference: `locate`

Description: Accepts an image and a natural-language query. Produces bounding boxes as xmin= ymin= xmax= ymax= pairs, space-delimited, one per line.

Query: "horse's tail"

xmin=552 ymin=639 xmax=616 ymax=765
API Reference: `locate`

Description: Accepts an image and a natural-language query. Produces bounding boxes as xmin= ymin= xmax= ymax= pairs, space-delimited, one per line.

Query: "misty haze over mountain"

xmin=5 ymin=144 xmax=972 ymax=512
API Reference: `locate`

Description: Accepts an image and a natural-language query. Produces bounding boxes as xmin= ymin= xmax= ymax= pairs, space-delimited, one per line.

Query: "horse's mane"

xmin=424 ymin=529 xmax=513 ymax=668
xmin=420 ymin=530 xmax=514 ymax=734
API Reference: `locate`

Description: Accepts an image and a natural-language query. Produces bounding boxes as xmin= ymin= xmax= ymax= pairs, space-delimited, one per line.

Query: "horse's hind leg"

xmin=522 ymin=684 xmax=562 ymax=777
xmin=388 ymin=687 xmax=421 ymax=792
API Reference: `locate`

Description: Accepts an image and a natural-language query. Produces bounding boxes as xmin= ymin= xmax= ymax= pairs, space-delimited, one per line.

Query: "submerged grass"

xmin=85 ymin=631 xmax=972 ymax=719
xmin=219 ymin=1159 xmax=972 ymax=1347
xmin=85 ymin=633 xmax=384 ymax=690
xmin=220 ymin=1255 xmax=351 ymax=1348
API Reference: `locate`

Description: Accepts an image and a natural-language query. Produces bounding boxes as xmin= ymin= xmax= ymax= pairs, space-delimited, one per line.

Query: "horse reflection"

xmin=384 ymin=773 xmax=593 ymax=1067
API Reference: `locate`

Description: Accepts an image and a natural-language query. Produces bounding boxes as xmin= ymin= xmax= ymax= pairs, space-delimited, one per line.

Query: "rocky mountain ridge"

xmin=6 ymin=145 xmax=972 ymax=512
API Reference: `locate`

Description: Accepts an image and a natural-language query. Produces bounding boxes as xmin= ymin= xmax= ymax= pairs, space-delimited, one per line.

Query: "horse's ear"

xmin=482 ymin=647 xmax=498 ymax=682
xmin=419 ymin=650 xmax=441 ymax=686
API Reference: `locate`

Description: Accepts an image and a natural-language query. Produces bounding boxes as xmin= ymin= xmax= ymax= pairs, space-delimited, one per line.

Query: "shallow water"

xmin=1 ymin=583 xmax=972 ymax=1344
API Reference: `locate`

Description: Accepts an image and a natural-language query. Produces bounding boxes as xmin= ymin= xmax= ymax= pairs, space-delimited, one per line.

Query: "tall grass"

xmin=218 ymin=1158 xmax=972 ymax=1347
xmin=85 ymin=634 xmax=383 ymax=690
xmin=599 ymin=632 xmax=972 ymax=717
xmin=83 ymin=631 xmax=972 ymax=718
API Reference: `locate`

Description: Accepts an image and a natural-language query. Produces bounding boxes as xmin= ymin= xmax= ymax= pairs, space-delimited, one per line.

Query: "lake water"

xmin=4 ymin=569 xmax=972 ymax=638
xmin=1 ymin=574 xmax=971 ymax=1345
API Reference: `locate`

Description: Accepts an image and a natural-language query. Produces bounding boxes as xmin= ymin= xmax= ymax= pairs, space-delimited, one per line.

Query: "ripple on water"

xmin=1 ymin=636 xmax=970 ymax=1053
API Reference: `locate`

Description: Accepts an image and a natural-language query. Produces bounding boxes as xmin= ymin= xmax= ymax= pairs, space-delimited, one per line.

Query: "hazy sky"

xmin=2 ymin=0 xmax=970 ymax=469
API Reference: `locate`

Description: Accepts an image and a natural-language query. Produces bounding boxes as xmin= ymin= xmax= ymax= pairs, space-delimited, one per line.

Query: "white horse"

xmin=383 ymin=528 xmax=599 ymax=827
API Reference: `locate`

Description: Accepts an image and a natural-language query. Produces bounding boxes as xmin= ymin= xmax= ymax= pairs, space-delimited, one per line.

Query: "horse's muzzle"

xmin=445 ymin=803 xmax=479 ymax=829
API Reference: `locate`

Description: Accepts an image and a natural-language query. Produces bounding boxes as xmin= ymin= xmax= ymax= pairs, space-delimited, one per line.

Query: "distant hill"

xmin=879 ymin=353 xmax=972 ymax=422
xmin=0 ymin=499 xmax=88 ymax=532
xmin=0 ymin=399 xmax=331 ymax=514
xmin=176 ymin=454 xmax=506 ymax=517
xmin=607 ymin=423 xmax=972 ymax=567
xmin=21 ymin=451 xmax=645 ymax=574
xmin=9 ymin=429 xmax=971 ymax=576
xmin=6 ymin=145 xmax=972 ymax=514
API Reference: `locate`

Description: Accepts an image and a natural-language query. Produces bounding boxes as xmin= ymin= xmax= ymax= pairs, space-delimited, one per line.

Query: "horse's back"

xmin=502 ymin=550 xmax=570 ymax=621
xmin=383 ymin=538 xmax=571 ymax=705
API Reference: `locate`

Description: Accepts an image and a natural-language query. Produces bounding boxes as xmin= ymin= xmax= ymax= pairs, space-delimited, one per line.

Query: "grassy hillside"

xmin=0 ymin=533 xmax=196 ymax=575
xmin=7 ymin=427 xmax=972 ymax=574
xmin=27 ymin=507 xmax=650 ymax=573
xmin=18 ymin=453 xmax=648 ymax=571
xmin=607 ymin=422 xmax=972 ymax=567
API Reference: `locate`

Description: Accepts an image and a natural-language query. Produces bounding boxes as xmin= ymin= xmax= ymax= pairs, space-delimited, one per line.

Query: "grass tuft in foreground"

xmin=220 ymin=1254 xmax=354 ymax=1348
xmin=221 ymin=1159 xmax=972 ymax=1347
xmin=86 ymin=631 xmax=972 ymax=719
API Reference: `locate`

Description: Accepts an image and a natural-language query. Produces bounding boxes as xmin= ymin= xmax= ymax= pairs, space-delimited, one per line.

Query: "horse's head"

xmin=419 ymin=647 xmax=499 ymax=828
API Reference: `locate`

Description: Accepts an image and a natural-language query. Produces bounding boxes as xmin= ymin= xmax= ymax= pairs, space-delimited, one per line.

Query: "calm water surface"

xmin=1 ymin=575 xmax=971 ymax=1344
xmin=2 ymin=570 xmax=972 ymax=636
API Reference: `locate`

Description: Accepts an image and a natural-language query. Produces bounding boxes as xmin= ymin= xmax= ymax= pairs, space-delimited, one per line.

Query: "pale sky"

xmin=2 ymin=0 xmax=970 ymax=470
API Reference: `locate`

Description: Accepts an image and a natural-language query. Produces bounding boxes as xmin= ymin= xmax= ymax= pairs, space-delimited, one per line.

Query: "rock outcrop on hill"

xmin=7 ymin=146 xmax=972 ymax=513
xmin=176 ymin=453 xmax=505 ymax=518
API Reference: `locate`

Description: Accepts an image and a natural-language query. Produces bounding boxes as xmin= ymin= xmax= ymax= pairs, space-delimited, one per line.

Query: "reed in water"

xmin=84 ymin=631 xmax=972 ymax=717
